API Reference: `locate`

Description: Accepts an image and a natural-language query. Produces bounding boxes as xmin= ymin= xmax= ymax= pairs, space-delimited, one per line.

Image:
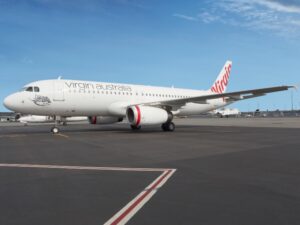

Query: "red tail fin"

xmin=210 ymin=61 xmax=232 ymax=94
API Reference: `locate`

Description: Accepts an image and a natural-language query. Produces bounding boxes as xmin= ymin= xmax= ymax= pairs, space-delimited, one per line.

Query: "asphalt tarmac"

xmin=0 ymin=118 xmax=300 ymax=225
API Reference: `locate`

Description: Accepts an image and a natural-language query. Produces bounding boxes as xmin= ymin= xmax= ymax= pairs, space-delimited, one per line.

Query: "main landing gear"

xmin=130 ymin=122 xmax=175 ymax=132
xmin=161 ymin=122 xmax=175 ymax=132
xmin=130 ymin=125 xmax=141 ymax=130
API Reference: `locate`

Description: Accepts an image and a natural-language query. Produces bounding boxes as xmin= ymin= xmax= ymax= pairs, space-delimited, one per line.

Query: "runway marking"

xmin=0 ymin=134 xmax=27 ymax=138
xmin=0 ymin=163 xmax=170 ymax=172
xmin=105 ymin=169 xmax=176 ymax=225
xmin=55 ymin=133 xmax=69 ymax=139
xmin=0 ymin=163 xmax=176 ymax=225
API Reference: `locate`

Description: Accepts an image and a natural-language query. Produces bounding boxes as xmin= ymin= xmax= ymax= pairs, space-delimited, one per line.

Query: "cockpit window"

xmin=20 ymin=86 xmax=40 ymax=92
xmin=25 ymin=87 xmax=33 ymax=92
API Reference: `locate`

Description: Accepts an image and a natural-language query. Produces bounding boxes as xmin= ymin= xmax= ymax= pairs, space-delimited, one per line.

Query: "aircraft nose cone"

xmin=3 ymin=94 xmax=15 ymax=111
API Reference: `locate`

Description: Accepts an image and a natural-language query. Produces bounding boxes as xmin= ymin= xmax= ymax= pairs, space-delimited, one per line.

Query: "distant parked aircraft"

xmin=213 ymin=108 xmax=241 ymax=118
xmin=18 ymin=115 xmax=87 ymax=125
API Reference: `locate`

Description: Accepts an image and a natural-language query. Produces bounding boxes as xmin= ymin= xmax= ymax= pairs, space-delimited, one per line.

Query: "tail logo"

xmin=211 ymin=64 xmax=232 ymax=94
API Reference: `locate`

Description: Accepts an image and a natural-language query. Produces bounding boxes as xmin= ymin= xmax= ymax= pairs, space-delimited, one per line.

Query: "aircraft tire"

xmin=130 ymin=125 xmax=141 ymax=130
xmin=162 ymin=122 xmax=175 ymax=132
xmin=51 ymin=127 xmax=60 ymax=134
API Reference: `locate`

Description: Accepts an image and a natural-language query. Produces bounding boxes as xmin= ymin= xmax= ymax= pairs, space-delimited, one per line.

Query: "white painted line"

xmin=0 ymin=163 xmax=176 ymax=225
xmin=0 ymin=163 xmax=169 ymax=172
xmin=0 ymin=134 xmax=27 ymax=138
xmin=104 ymin=169 xmax=176 ymax=225
xmin=55 ymin=133 xmax=69 ymax=138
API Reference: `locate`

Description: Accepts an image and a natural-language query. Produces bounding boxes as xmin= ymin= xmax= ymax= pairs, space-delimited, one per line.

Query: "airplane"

xmin=3 ymin=61 xmax=294 ymax=133
xmin=17 ymin=115 xmax=87 ymax=125
xmin=212 ymin=108 xmax=241 ymax=118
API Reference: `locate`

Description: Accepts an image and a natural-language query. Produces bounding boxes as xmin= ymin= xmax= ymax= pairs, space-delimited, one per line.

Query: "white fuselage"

xmin=4 ymin=79 xmax=228 ymax=117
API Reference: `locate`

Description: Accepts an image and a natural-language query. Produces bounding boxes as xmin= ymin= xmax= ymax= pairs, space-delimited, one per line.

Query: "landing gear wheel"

xmin=161 ymin=122 xmax=175 ymax=132
xmin=51 ymin=127 xmax=60 ymax=134
xmin=130 ymin=125 xmax=141 ymax=130
xmin=168 ymin=122 xmax=175 ymax=131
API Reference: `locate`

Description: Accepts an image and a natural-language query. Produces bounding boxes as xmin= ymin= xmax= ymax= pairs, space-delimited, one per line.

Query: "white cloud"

xmin=173 ymin=12 xmax=221 ymax=23
xmin=197 ymin=12 xmax=220 ymax=23
xmin=254 ymin=0 xmax=300 ymax=14
xmin=290 ymin=19 xmax=300 ymax=26
xmin=173 ymin=13 xmax=198 ymax=21
xmin=193 ymin=0 xmax=300 ymax=38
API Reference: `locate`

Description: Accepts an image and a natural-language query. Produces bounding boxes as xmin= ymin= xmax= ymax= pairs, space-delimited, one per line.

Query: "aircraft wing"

xmin=143 ymin=85 xmax=294 ymax=109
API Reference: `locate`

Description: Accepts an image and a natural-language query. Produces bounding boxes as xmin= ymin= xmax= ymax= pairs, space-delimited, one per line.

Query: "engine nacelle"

xmin=89 ymin=116 xmax=123 ymax=125
xmin=126 ymin=106 xmax=172 ymax=126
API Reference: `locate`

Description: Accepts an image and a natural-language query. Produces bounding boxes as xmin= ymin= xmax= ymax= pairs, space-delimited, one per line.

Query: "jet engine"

xmin=126 ymin=105 xmax=172 ymax=126
xmin=88 ymin=116 xmax=123 ymax=125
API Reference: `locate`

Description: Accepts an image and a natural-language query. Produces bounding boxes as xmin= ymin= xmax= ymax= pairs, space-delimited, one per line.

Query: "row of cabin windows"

xmin=68 ymin=89 xmax=192 ymax=98
xmin=20 ymin=86 xmax=194 ymax=98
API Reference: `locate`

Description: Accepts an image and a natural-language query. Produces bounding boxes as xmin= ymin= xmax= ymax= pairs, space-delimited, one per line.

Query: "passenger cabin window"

xmin=34 ymin=87 xmax=40 ymax=92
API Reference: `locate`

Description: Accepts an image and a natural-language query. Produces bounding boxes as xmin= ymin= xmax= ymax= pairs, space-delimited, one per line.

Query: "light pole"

xmin=291 ymin=90 xmax=294 ymax=111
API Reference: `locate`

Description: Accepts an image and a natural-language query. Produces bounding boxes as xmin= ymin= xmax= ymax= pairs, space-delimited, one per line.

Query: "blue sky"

xmin=1 ymin=0 xmax=300 ymax=112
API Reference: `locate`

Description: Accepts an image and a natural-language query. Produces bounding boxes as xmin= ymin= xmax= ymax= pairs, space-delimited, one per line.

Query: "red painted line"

xmin=110 ymin=169 xmax=172 ymax=225
xmin=0 ymin=164 xmax=176 ymax=225
xmin=135 ymin=105 xmax=141 ymax=126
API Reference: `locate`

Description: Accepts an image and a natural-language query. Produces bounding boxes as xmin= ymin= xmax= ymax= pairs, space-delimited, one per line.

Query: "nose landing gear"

xmin=51 ymin=126 xmax=60 ymax=134
xmin=51 ymin=116 xmax=61 ymax=134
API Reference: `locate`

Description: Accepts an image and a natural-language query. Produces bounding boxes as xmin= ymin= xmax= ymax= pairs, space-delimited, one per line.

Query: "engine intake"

xmin=126 ymin=106 xmax=172 ymax=126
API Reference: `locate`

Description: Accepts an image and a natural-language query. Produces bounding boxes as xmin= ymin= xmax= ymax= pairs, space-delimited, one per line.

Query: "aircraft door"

xmin=53 ymin=80 xmax=65 ymax=101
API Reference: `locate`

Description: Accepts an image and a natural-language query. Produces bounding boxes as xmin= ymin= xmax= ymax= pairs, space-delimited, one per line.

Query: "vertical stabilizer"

xmin=210 ymin=61 xmax=232 ymax=94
